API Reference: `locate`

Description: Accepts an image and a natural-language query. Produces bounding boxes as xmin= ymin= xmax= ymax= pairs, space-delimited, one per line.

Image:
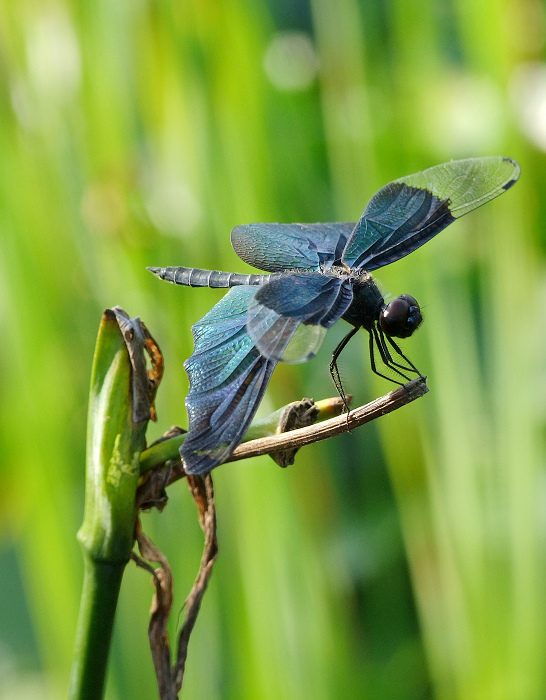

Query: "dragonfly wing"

xmin=247 ymin=272 xmax=354 ymax=363
xmin=342 ymin=156 xmax=520 ymax=270
xmin=182 ymin=286 xmax=277 ymax=474
xmin=231 ymin=222 xmax=355 ymax=272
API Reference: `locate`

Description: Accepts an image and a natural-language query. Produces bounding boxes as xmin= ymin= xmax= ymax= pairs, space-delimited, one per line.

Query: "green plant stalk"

xmin=69 ymin=559 xmax=126 ymax=700
xmin=69 ymin=311 xmax=149 ymax=700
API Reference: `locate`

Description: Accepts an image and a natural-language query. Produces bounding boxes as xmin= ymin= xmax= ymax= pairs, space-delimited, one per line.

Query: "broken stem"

xmin=159 ymin=377 xmax=428 ymax=487
xmin=229 ymin=377 xmax=428 ymax=463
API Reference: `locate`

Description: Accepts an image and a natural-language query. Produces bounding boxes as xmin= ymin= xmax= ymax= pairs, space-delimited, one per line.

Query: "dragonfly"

xmin=149 ymin=156 xmax=520 ymax=474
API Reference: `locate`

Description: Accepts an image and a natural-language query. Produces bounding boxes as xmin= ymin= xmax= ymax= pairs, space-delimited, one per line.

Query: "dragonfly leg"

xmin=376 ymin=325 xmax=415 ymax=373
xmin=377 ymin=327 xmax=412 ymax=381
xmin=368 ymin=329 xmax=405 ymax=385
xmin=371 ymin=326 xmax=413 ymax=382
xmin=330 ymin=326 xmax=359 ymax=413
xmin=384 ymin=335 xmax=423 ymax=377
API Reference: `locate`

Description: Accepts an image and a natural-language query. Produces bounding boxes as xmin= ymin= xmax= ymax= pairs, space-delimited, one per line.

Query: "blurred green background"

xmin=1 ymin=0 xmax=545 ymax=697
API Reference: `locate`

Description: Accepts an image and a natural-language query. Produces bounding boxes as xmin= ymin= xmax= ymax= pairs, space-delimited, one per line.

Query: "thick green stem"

xmin=68 ymin=557 xmax=126 ymax=700
xmin=70 ymin=310 xmax=152 ymax=700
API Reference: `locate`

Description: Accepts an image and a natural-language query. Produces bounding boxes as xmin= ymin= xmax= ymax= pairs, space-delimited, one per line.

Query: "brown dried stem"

xmin=134 ymin=376 xmax=428 ymax=697
xmin=173 ymin=474 xmax=217 ymax=692
xmin=133 ymin=474 xmax=217 ymax=699
xmin=164 ymin=376 xmax=428 ymax=486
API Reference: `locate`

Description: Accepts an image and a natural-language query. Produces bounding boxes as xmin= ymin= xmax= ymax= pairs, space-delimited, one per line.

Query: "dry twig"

xmin=134 ymin=376 xmax=428 ymax=697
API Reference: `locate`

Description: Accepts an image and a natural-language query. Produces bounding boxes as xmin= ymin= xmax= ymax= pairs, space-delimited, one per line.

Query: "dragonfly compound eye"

xmin=380 ymin=294 xmax=422 ymax=338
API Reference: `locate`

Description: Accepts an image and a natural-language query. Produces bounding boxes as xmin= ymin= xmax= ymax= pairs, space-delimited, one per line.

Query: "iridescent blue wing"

xmin=246 ymin=272 xmax=354 ymax=363
xmin=182 ymin=273 xmax=354 ymax=473
xmin=182 ymin=286 xmax=278 ymax=474
xmin=231 ymin=222 xmax=354 ymax=272
xmin=341 ymin=156 xmax=520 ymax=270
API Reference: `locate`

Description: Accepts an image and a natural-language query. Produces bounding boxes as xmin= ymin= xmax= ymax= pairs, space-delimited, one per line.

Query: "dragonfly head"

xmin=380 ymin=294 xmax=422 ymax=338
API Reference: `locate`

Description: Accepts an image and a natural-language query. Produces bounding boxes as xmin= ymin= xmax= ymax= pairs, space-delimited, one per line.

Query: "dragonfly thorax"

xmin=341 ymin=273 xmax=386 ymax=330
xmin=341 ymin=273 xmax=422 ymax=339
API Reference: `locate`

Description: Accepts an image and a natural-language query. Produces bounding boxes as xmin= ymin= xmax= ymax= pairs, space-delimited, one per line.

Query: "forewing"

xmin=182 ymin=286 xmax=277 ymax=474
xmin=247 ymin=272 xmax=354 ymax=363
xmin=231 ymin=222 xmax=355 ymax=272
xmin=342 ymin=156 xmax=520 ymax=270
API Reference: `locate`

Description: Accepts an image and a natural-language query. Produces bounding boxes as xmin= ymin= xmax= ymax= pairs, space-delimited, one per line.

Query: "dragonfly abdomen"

xmin=147 ymin=266 xmax=270 ymax=287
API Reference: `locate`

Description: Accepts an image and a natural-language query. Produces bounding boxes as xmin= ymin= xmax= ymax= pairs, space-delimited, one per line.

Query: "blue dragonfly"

xmin=149 ymin=156 xmax=519 ymax=474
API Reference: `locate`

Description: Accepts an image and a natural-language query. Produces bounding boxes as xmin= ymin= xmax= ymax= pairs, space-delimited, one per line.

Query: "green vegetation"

xmin=0 ymin=0 xmax=544 ymax=697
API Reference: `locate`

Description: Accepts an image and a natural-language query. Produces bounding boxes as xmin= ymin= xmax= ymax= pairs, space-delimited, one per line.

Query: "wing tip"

xmin=181 ymin=444 xmax=225 ymax=475
xmin=501 ymin=156 xmax=521 ymax=191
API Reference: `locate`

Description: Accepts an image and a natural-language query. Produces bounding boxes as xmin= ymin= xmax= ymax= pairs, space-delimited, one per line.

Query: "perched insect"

xmin=149 ymin=156 xmax=519 ymax=474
